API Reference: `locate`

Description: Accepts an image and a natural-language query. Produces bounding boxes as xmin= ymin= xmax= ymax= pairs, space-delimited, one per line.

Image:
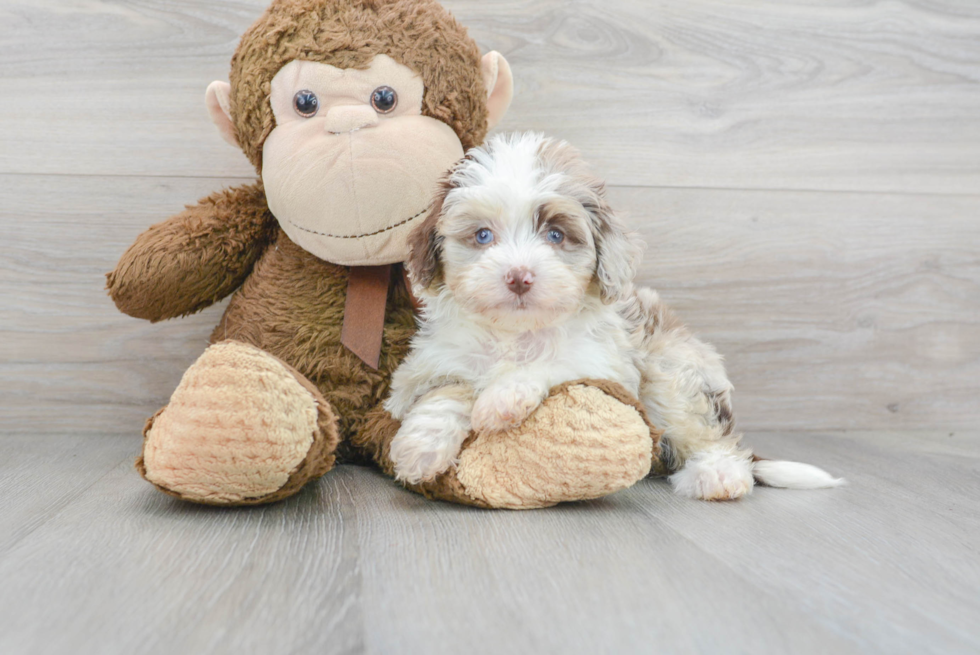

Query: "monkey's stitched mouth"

xmin=280 ymin=205 xmax=429 ymax=239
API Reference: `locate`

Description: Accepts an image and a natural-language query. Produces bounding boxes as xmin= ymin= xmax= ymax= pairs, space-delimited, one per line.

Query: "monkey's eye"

xmin=475 ymin=228 xmax=494 ymax=245
xmin=371 ymin=86 xmax=398 ymax=114
xmin=546 ymin=228 xmax=565 ymax=244
xmin=293 ymin=90 xmax=319 ymax=117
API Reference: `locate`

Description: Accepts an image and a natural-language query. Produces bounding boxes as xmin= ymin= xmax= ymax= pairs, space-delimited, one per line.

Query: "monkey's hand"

xmin=106 ymin=182 xmax=275 ymax=322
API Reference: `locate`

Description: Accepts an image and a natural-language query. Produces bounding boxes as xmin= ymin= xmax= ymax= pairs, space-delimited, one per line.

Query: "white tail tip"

xmin=753 ymin=460 xmax=845 ymax=490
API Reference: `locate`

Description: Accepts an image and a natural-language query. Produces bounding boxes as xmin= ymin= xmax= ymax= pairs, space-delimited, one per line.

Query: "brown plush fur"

xmin=107 ymin=183 xmax=276 ymax=322
xmin=210 ymin=227 xmax=417 ymax=464
xmin=358 ymin=404 xmax=490 ymax=507
xmin=106 ymin=186 xmax=417 ymax=445
xmin=108 ymin=0 xmax=488 ymax=504
xmin=230 ymin=0 xmax=490 ymax=172
xmin=135 ymin=348 xmax=340 ymax=505
xmin=108 ymin=0 xmax=658 ymax=506
xmin=107 ymin=0 xmax=471 ymax=470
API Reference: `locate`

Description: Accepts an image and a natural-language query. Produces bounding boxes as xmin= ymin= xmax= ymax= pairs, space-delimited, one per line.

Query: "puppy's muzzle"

xmin=504 ymin=267 xmax=535 ymax=296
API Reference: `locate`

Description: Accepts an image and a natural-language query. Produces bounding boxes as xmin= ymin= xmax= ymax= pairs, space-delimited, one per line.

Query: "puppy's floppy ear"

xmin=406 ymin=177 xmax=452 ymax=291
xmin=585 ymin=182 xmax=641 ymax=303
xmin=536 ymin=136 xmax=640 ymax=303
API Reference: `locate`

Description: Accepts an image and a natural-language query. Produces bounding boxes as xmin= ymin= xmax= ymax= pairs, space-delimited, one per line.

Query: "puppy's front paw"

xmin=471 ymin=381 xmax=547 ymax=434
xmin=389 ymin=413 xmax=469 ymax=484
xmin=669 ymin=451 xmax=754 ymax=501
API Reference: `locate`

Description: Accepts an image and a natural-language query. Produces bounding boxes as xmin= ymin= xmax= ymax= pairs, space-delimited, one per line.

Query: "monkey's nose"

xmin=505 ymin=267 xmax=535 ymax=296
xmin=323 ymin=105 xmax=379 ymax=134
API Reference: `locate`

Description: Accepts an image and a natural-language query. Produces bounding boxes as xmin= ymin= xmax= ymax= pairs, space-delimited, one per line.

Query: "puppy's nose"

xmin=505 ymin=267 xmax=535 ymax=296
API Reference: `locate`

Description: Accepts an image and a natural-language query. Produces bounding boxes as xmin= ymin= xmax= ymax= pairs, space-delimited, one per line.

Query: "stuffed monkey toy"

xmin=107 ymin=0 xmax=661 ymax=509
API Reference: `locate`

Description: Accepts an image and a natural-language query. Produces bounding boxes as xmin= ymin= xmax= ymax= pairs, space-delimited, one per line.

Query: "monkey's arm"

xmin=107 ymin=182 xmax=275 ymax=322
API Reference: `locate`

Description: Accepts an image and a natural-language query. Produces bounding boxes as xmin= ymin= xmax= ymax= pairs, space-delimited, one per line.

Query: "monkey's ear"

xmin=205 ymin=81 xmax=239 ymax=148
xmin=481 ymin=52 xmax=513 ymax=130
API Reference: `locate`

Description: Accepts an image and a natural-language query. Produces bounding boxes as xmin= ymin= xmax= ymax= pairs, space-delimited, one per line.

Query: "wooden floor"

xmin=2 ymin=0 xmax=979 ymax=653
xmin=1 ymin=431 xmax=978 ymax=654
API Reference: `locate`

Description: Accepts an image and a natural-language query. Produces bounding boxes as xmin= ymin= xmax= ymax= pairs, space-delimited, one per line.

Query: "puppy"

xmin=385 ymin=132 xmax=843 ymax=500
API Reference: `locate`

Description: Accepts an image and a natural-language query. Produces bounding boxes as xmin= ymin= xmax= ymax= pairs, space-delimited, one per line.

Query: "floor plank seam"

xmin=0 ymin=452 xmax=136 ymax=559
xmin=621 ymin=491 xmax=870 ymax=650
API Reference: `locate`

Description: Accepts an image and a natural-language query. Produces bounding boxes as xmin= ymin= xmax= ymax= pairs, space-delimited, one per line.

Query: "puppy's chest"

xmin=479 ymin=330 xmax=553 ymax=365
xmin=471 ymin=326 xmax=627 ymax=377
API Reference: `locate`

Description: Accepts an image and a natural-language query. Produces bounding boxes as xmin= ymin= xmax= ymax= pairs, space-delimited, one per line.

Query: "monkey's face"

xmin=261 ymin=55 xmax=465 ymax=265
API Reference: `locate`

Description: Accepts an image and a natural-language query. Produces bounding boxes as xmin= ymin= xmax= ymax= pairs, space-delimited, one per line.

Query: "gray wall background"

xmin=1 ymin=0 xmax=978 ymax=435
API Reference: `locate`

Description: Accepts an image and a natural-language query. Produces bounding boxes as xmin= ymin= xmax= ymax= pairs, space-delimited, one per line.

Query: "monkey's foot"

xmin=380 ymin=380 xmax=659 ymax=509
xmin=137 ymin=340 xmax=339 ymax=505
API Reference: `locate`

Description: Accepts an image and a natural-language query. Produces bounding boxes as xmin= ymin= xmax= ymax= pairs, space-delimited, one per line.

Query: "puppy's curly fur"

xmin=386 ymin=133 xmax=843 ymax=499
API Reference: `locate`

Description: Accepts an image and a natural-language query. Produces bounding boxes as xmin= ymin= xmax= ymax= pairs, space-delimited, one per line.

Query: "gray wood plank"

xmin=0 ymin=454 xmax=364 ymax=655
xmin=0 ymin=431 xmax=977 ymax=654
xmin=0 ymin=174 xmax=238 ymax=435
xmin=347 ymin=466 xmax=858 ymax=655
xmin=1 ymin=0 xmax=979 ymax=193
xmin=613 ymin=185 xmax=980 ymax=432
xmin=0 ymin=433 xmax=135 ymax=555
xmin=0 ymin=438 xmax=849 ymax=655
xmin=3 ymin=173 xmax=976 ymax=433
xmin=633 ymin=429 xmax=980 ymax=654
xmin=1 ymin=0 xmax=978 ymax=652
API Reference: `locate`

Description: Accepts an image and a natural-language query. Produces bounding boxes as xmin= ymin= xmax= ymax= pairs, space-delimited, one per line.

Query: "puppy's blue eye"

xmin=475 ymin=228 xmax=494 ymax=245
xmin=293 ymin=90 xmax=318 ymax=117
xmin=546 ymin=229 xmax=565 ymax=244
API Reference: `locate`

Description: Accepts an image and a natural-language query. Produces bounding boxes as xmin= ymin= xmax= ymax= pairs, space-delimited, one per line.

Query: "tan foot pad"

xmin=455 ymin=380 xmax=657 ymax=509
xmin=139 ymin=341 xmax=334 ymax=504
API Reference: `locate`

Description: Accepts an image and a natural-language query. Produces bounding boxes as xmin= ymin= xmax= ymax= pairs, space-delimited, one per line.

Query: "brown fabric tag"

xmin=341 ymin=265 xmax=392 ymax=370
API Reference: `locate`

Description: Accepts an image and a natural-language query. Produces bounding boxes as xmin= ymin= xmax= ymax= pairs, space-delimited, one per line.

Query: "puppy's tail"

xmin=752 ymin=457 xmax=845 ymax=489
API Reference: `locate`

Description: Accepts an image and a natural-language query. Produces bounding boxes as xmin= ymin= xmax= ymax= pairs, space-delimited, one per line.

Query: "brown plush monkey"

xmin=107 ymin=0 xmax=661 ymax=509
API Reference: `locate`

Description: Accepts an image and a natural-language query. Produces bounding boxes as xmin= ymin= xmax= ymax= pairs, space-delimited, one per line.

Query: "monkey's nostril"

xmin=324 ymin=106 xmax=379 ymax=134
